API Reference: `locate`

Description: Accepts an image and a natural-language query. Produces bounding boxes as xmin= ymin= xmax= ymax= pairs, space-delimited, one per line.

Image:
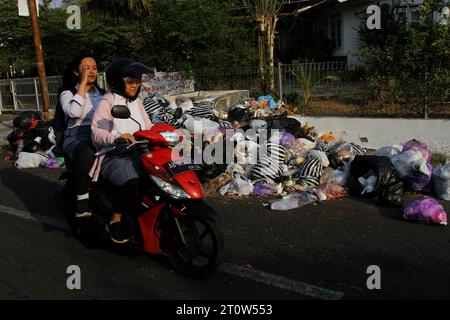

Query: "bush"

xmin=358 ymin=0 xmax=450 ymax=115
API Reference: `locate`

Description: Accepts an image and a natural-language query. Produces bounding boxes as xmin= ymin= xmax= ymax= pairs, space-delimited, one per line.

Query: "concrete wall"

xmin=302 ymin=116 xmax=450 ymax=152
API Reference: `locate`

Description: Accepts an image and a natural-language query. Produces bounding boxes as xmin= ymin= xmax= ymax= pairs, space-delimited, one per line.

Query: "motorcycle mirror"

xmin=111 ymin=105 xmax=130 ymax=119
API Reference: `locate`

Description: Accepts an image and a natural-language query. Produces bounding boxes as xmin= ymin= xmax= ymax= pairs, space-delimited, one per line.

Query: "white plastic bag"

xmin=433 ymin=164 xmax=450 ymax=201
xmin=374 ymin=145 xmax=403 ymax=158
xmin=391 ymin=150 xmax=430 ymax=178
xmin=14 ymin=152 xmax=49 ymax=169
xmin=226 ymin=164 xmax=245 ymax=176
xmin=183 ymin=116 xmax=220 ymax=135
xmin=327 ymin=161 xmax=350 ymax=186
xmin=220 ymin=175 xmax=254 ymax=196
xmin=235 ymin=140 xmax=259 ymax=165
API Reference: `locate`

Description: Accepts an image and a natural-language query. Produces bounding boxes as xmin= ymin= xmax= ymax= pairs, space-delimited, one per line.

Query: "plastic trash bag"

xmin=433 ymin=164 xmax=450 ymax=200
xmin=374 ymin=145 xmax=403 ymax=158
xmin=402 ymin=139 xmax=432 ymax=163
xmin=269 ymin=131 xmax=295 ymax=147
xmin=43 ymin=158 xmax=62 ymax=169
xmin=329 ymin=142 xmax=355 ymax=168
xmin=358 ymin=171 xmax=378 ymax=194
xmin=309 ymin=150 xmax=330 ymax=168
xmin=204 ymin=173 xmax=233 ymax=195
xmin=321 ymin=161 xmax=350 ymax=187
xmin=183 ymin=116 xmax=220 ymax=135
xmin=295 ymin=152 xmax=327 ymax=188
xmin=228 ymin=105 xmax=252 ymax=126
xmin=404 ymin=162 xmax=433 ymax=192
xmin=14 ymin=152 xmax=49 ymax=169
xmin=229 ymin=175 xmax=254 ymax=196
xmin=319 ymin=133 xmax=337 ymax=143
xmin=249 ymin=119 xmax=268 ymax=131
xmin=235 ymin=140 xmax=259 ymax=165
xmin=174 ymin=95 xmax=194 ymax=112
xmin=317 ymin=183 xmax=348 ymax=201
xmin=268 ymin=114 xmax=305 ymax=138
xmin=288 ymin=138 xmax=316 ymax=154
xmin=280 ymin=132 xmax=296 ymax=147
xmin=403 ymin=197 xmax=447 ymax=225
xmin=348 ymin=155 xmax=405 ymax=206
xmin=226 ymin=164 xmax=245 ymax=176
xmin=253 ymin=182 xmax=279 ymax=197
xmin=258 ymin=95 xmax=277 ymax=109
xmin=391 ymin=150 xmax=430 ymax=178
xmin=270 ymin=191 xmax=317 ymax=211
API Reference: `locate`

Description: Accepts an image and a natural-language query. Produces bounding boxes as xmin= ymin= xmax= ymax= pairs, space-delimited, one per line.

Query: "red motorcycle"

xmin=56 ymin=105 xmax=224 ymax=278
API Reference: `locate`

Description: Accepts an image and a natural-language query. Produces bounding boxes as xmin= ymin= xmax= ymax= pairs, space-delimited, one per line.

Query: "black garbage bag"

xmin=7 ymin=129 xmax=26 ymax=152
xmin=228 ymin=105 xmax=252 ymax=127
xmin=13 ymin=111 xmax=41 ymax=131
xmin=22 ymin=120 xmax=54 ymax=153
xmin=348 ymin=155 xmax=405 ymax=207
xmin=267 ymin=113 xmax=314 ymax=141
xmin=34 ymin=120 xmax=53 ymax=151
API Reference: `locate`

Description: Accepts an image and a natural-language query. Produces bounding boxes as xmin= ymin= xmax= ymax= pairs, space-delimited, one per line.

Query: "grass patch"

xmin=431 ymin=152 xmax=450 ymax=168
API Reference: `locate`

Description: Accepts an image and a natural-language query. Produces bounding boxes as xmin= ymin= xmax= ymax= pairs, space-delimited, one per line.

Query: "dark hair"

xmin=59 ymin=54 xmax=101 ymax=94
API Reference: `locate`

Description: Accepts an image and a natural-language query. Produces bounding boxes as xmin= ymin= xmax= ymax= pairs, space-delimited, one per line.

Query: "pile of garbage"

xmin=3 ymin=94 xmax=448 ymax=226
xmin=5 ymin=111 xmax=64 ymax=169
xmin=144 ymin=93 xmax=449 ymax=225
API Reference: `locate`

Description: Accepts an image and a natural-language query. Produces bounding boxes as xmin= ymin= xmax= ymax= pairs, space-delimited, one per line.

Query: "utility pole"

xmin=28 ymin=0 xmax=50 ymax=119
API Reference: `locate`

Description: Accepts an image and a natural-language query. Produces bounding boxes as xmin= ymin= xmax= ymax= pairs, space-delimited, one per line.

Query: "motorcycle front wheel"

xmin=166 ymin=215 xmax=224 ymax=279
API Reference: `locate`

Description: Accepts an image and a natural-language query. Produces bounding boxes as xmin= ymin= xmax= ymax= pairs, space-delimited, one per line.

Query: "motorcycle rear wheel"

xmin=166 ymin=215 xmax=224 ymax=279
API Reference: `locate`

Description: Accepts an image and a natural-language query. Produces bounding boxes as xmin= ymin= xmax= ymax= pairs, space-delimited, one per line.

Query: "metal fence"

xmin=0 ymin=73 xmax=107 ymax=114
xmin=195 ymin=62 xmax=449 ymax=118
xmin=0 ymin=76 xmax=62 ymax=113
xmin=1 ymin=64 xmax=448 ymax=118
xmin=193 ymin=61 xmax=368 ymax=101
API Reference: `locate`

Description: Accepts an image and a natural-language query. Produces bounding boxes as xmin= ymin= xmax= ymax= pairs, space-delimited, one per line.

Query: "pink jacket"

xmin=89 ymin=93 xmax=152 ymax=181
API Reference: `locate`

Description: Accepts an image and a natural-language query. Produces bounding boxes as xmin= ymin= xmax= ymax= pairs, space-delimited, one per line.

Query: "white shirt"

xmin=60 ymin=84 xmax=103 ymax=129
xmin=111 ymin=94 xmax=147 ymax=136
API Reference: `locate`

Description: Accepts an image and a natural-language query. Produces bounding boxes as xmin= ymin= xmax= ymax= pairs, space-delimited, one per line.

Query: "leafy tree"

xmin=358 ymin=0 xmax=450 ymax=116
xmin=78 ymin=0 xmax=153 ymax=17
xmin=139 ymin=0 xmax=257 ymax=72
xmin=0 ymin=0 xmax=257 ymax=79
xmin=0 ymin=0 xmax=35 ymax=77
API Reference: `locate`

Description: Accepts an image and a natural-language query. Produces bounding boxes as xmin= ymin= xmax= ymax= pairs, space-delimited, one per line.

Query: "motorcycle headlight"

xmin=150 ymin=175 xmax=191 ymax=199
xmin=159 ymin=131 xmax=181 ymax=147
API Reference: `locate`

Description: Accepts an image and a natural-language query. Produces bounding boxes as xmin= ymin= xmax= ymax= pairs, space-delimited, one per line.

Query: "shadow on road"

xmin=0 ymin=167 xmax=69 ymax=233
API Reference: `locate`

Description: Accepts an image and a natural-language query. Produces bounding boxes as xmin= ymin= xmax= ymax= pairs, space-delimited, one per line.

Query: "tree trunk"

xmin=258 ymin=21 xmax=267 ymax=93
xmin=267 ymin=17 xmax=278 ymax=94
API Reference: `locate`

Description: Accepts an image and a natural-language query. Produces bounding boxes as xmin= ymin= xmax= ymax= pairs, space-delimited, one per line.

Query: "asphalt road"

xmin=0 ymin=158 xmax=449 ymax=300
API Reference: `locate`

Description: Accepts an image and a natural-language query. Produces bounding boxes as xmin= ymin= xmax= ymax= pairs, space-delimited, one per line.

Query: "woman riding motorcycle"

xmin=90 ymin=58 xmax=153 ymax=244
xmin=59 ymin=54 xmax=104 ymax=218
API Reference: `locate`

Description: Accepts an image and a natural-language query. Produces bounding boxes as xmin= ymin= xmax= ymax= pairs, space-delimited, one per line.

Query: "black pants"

xmin=72 ymin=141 xmax=96 ymax=196
xmin=115 ymin=178 xmax=141 ymax=217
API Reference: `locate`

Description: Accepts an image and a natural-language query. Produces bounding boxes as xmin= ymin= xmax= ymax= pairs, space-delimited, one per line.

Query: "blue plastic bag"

xmin=258 ymin=95 xmax=277 ymax=109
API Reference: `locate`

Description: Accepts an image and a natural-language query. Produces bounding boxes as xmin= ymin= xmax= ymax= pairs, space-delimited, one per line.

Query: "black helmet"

xmin=106 ymin=58 xmax=152 ymax=101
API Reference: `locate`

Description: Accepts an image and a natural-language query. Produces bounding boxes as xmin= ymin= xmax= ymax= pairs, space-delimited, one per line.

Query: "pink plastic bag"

xmin=402 ymin=139 xmax=432 ymax=163
xmin=318 ymin=183 xmax=348 ymax=200
xmin=403 ymin=197 xmax=447 ymax=225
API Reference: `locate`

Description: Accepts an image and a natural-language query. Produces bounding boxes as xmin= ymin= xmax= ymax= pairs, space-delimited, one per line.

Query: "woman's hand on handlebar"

xmin=115 ymin=133 xmax=136 ymax=145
